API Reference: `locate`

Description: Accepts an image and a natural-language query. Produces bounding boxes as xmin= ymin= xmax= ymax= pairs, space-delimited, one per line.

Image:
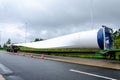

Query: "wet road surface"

xmin=0 ymin=52 xmax=119 ymax=80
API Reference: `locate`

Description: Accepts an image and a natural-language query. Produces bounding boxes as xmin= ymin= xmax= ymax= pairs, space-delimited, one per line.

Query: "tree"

xmin=114 ymin=39 xmax=120 ymax=49
xmin=3 ymin=38 xmax=11 ymax=49
xmin=6 ymin=38 xmax=11 ymax=44
xmin=34 ymin=38 xmax=40 ymax=42
xmin=113 ymin=29 xmax=120 ymax=49
xmin=113 ymin=29 xmax=120 ymax=39
xmin=34 ymin=38 xmax=44 ymax=42
xmin=39 ymin=38 xmax=44 ymax=41
xmin=3 ymin=43 xmax=7 ymax=49
xmin=0 ymin=45 xmax=1 ymax=48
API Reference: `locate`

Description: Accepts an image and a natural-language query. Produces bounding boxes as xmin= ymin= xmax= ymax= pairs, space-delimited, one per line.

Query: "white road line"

xmin=69 ymin=69 xmax=117 ymax=80
xmin=0 ymin=64 xmax=13 ymax=74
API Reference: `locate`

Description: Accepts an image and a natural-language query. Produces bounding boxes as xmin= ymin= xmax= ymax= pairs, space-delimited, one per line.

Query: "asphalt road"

xmin=0 ymin=51 xmax=119 ymax=80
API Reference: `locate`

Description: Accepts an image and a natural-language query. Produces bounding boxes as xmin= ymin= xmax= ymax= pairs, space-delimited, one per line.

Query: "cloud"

xmin=0 ymin=0 xmax=120 ymax=45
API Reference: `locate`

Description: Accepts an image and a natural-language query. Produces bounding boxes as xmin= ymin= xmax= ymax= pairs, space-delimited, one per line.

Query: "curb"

xmin=45 ymin=57 xmax=120 ymax=70
xmin=31 ymin=54 xmax=120 ymax=70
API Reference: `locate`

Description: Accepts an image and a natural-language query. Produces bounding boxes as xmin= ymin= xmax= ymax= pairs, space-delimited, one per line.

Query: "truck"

xmin=6 ymin=44 xmax=20 ymax=52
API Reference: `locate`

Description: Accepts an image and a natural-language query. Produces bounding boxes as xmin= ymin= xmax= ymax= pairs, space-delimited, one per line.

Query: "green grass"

xmin=18 ymin=46 xmax=120 ymax=60
xmin=0 ymin=48 xmax=3 ymax=50
xmin=116 ymin=52 xmax=120 ymax=60
xmin=19 ymin=46 xmax=105 ymax=59
xmin=50 ymin=53 xmax=104 ymax=59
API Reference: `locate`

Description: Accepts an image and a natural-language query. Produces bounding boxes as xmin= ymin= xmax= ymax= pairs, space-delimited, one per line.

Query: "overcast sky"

xmin=0 ymin=0 xmax=120 ymax=45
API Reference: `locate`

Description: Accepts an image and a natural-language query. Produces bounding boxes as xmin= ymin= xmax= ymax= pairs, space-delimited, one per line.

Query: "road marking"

xmin=69 ymin=69 xmax=117 ymax=80
xmin=7 ymin=76 xmax=24 ymax=80
xmin=0 ymin=64 xmax=13 ymax=74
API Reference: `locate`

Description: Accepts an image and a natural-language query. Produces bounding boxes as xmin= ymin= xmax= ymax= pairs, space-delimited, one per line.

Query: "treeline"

xmin=114 ymin=29 xmax=120 ymax=49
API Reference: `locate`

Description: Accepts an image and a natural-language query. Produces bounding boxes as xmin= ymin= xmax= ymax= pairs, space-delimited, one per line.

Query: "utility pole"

xmin=25 ymin=23 xmax=27 ymax=43
xmin=0 ymin=31 xmax=1 ymax=48
xmin=90 ymin=0 xmax=94 ymax=29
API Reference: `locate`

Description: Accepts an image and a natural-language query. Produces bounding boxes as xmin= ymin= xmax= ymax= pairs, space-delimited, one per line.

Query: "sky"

xmin=0 ymin=0 xmax=120 ymax=45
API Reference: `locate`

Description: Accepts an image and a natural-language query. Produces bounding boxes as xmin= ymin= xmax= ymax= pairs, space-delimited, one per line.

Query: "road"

xmin=0 ymin=51 xmax=119 ymax=80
